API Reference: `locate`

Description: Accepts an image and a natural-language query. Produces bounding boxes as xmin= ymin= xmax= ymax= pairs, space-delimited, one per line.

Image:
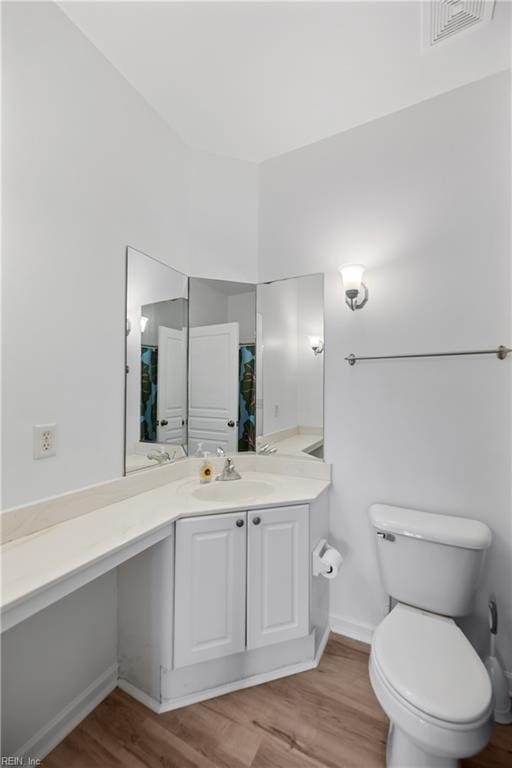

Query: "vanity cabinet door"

xmin=174 ymin=512 xmax=246 ymax=668
xmin=247 ymin=505 xmax=309 ymax=650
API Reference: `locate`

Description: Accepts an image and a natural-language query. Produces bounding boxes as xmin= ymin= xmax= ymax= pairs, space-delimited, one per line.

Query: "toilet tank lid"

xmin=369 ymin=504 xmax=492 ymax=550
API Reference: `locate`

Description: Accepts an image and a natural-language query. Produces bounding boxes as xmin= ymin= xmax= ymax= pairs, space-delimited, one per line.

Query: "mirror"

xmin=188 ymin=278 xmax=257 ymax=456
xmin=124 ymin=258 xmax=324 ymax=473
xmin=125 ymin=247 xmax=189 ymax=473
xmin=257 ymin=274 xmax=324 ymax=460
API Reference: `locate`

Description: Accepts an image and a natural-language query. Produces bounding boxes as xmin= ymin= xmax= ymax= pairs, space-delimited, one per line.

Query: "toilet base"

xmin=387 ymin=724 xmax=458 ymax=768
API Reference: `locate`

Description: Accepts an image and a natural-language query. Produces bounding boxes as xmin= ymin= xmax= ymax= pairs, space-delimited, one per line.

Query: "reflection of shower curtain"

xmin=239 ymin=344 xmax=256 ymax=451
xmin=140 ymin=345 xmax=158 ymax=441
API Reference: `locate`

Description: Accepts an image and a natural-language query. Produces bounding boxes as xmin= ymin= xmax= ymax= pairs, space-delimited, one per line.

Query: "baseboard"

xmin=161 ymin=655 xmax=320 ymax=712
xmin=15 ymin=663 xmax=118 ymax=762
xmin=119 ymin=627 xmax=330 ymax=715
xmin=118 ymin=677 xmax=162 ymax=713
xmin=121 ymin=659 xmax=319 ymax=714
xmin=315 ymin=623 xmax=330 ymax=662
xmin=329 ymin=617 xmax=512 ymax=691
xmin=329 ymin=613 xmax=374 ymax=645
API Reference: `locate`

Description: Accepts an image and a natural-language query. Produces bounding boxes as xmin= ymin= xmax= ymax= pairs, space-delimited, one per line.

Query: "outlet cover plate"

xmin=33 ymin=424 xmax=57 ymax=459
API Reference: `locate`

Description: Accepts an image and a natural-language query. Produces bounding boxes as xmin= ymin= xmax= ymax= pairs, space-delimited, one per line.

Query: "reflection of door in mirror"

xmin=257 ymin=274 xmax=324 ymax=461
xmin=188 ymin=278 xmax=257 ymax=455
xmin=189 ymin=322 xmax=239 ymax=454
xmin=156 ymin=326 xmax=186 ymax=445
xmin=125 ymin=247 xmax=189 ymax=474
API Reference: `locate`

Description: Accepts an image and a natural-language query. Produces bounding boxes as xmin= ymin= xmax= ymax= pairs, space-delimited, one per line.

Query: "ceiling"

xmin=60 ymin=1 xmax=510 ymax=163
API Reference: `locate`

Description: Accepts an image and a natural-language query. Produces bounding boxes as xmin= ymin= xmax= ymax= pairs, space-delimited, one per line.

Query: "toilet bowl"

xmin=370 ymin=604 xmax=493 ymax=767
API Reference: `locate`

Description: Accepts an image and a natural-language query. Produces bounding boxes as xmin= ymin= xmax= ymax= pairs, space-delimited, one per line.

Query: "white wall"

xmin=1 ymin=2 xmax=257 ymax=757
xmin=1 ymin=572 xmax=117 ymax=757
xmin=2 ymin=1 xmax=258 ymax=510
xmin=2 ymin=1 xmax=184 ymax=508
xmin=259 ymin=72 xmax=512 ymax=669
xmin=186 ymin=149 xmax=258 ymax=283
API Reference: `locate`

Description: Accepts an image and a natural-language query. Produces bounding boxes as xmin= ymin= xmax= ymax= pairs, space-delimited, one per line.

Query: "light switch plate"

xmin=33 ymin=424 xmax=57 ymax=459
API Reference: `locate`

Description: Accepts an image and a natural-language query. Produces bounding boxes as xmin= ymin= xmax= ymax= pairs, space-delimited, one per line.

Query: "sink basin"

xmin=192 ymin=480 xmax=275 ymax=503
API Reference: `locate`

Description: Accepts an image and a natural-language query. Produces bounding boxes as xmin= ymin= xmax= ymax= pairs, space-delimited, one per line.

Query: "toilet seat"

xmin=369 ymin=650 xmax=492 ymax=761
xmin=372 ymin=604 xmax=492 ymax=724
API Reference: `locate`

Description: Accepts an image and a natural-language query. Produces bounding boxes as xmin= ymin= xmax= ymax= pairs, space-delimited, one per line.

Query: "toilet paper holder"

xmin=312 ymin=538 xmax=341 ymax=577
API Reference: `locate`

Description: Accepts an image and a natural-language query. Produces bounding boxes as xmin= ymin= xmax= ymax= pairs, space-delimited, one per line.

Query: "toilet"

xmin=368 ymin=504 xmax=494 ymax=768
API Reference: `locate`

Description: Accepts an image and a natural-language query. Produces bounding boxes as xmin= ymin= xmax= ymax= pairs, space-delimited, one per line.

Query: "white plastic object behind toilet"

xmin=485 ymin=599 xmax=512 ymax=724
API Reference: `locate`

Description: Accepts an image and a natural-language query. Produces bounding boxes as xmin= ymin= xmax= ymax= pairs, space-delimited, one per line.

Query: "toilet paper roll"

xmin=321 ymin=547 xmax=343 ymax=579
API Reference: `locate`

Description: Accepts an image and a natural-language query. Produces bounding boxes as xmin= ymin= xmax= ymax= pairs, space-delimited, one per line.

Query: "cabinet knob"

xmin=227 ymin=420 xmax=235 ymax=428
xmin=160 ymin=419 xmax=168 ymax=426
xmin=236 ymin=519 xmax=244 ymax=528
xmin=252 ymin=516 xmax=261 ymax=526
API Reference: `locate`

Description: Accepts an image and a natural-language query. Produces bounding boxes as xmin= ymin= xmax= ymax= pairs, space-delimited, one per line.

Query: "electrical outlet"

xmin=33 ymin=424 xmax=57 ymax=459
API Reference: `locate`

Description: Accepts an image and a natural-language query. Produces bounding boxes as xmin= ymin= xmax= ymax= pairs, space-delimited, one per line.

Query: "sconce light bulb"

xmin=338 ymin=264 xmax=365 ymax=292
xmin=140 ymin=316 xmax=149 ymax=333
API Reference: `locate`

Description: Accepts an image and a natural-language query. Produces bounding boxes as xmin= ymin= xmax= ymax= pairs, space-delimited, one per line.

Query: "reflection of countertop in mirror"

xmin=1 ymin=455 xmax=330 ymax=632
xmin=258 ymin=427 xmax=323 ymax=460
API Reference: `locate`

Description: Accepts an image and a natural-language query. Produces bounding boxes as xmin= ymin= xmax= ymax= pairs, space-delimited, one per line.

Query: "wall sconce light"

xmin=338 ymin=263 xmax=368 ymax=311
xmin=308 ymin=336 xmax=324 ymax=356
xmin=140 ymin=316 xmax=149 ymax=333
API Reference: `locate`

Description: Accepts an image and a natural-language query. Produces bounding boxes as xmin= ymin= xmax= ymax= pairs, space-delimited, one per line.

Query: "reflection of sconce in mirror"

xmin=140 ymin=316 xmax=149 ymax=333
xmin=308 ymin=336 xmax=324 ymax=356
xmin=338 ymin=264 xmax=368 ymax=311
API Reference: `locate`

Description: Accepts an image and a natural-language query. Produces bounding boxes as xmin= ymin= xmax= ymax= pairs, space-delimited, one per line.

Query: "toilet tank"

xmin=369 ymin=504 xmax=492 ymax=617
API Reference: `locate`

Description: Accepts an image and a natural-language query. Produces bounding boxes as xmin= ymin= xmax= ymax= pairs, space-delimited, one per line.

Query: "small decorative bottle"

xmin=199 ymin=451 xmax=213 ymax=484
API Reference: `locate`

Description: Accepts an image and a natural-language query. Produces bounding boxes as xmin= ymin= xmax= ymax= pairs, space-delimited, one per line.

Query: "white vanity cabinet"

xmin=117 ymin=491 xmax=330 ymax=712
xmin=174 ymin=511 xmax=247 ymax=668
xmin=174 ymin=504 xmax=309 ymax=667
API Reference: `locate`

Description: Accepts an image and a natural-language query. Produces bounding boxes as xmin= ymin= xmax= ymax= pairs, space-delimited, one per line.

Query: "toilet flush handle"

xmin=376 ymin=531 xmax=395 ymax=542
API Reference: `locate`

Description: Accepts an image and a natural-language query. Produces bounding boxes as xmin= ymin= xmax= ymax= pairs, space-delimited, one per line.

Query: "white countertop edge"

xmin=1 ymin=472 xmax=330 ymax=630
xmin=1 ymin=523 xmax=173 ymax=633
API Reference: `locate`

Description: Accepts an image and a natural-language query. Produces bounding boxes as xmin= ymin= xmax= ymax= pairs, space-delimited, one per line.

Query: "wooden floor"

xmin=44 ymin=634 xmax=512 ymax=768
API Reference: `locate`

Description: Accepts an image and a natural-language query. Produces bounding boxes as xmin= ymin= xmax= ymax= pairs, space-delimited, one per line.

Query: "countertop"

xmin=258 ymin=427 xmax=323 ymax=460
xmin=1 ymin=459 xmax=330 ymax=631
xmin=270 ymin=433 xmax=323 ymax=458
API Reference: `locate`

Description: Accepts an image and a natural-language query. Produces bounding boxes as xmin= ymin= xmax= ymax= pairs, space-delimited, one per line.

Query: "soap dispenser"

xmin=196 ymin=443 xmax=213 ymax=484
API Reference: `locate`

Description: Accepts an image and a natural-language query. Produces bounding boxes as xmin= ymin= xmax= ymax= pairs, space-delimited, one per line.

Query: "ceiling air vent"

xmin=423 ymin=0 xmax=496 ymax=46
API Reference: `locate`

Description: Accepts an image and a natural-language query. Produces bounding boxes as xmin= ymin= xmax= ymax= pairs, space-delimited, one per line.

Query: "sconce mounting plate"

xmin=346 ymin=282 xmax=369 ymax=311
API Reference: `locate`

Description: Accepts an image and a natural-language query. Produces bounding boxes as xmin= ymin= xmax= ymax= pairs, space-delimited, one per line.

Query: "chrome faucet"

xmin=147 ymin=448 xmax=171 ymax=464
xmin=216 ymin=457 xmax=242 ymax=481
